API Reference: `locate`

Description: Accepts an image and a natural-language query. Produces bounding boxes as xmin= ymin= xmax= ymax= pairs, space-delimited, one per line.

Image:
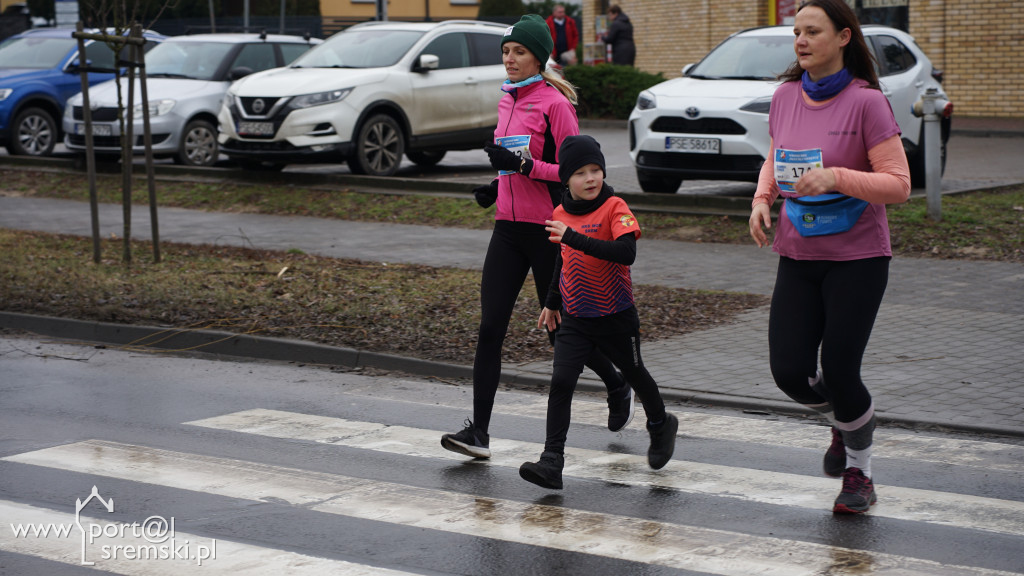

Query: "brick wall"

xmin=582 ymin=0 xmax=1023 ymax=118
xmin=910 ymin=0 xmax=1024 ymax=118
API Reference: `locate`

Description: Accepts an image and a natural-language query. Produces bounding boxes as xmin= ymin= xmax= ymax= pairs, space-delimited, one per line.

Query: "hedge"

xmin=565 ymin=64 xmax=666 ymax=120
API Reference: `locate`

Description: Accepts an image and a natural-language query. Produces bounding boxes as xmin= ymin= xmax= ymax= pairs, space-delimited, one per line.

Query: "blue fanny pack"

xmin=785 ymin=193 xmax=869 ymax=237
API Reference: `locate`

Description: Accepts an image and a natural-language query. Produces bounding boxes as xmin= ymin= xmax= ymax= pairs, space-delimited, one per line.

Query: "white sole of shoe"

xmin=441 ymin=435 xmax=491 ymax=459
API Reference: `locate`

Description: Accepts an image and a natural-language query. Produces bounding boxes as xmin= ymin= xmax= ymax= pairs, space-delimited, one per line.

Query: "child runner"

xmin=519 ymin=135 xmax=678 ymax=489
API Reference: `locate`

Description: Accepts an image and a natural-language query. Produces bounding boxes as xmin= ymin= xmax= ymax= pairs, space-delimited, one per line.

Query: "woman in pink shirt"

xmin=748 ymin=0 xmax=911 ymax=514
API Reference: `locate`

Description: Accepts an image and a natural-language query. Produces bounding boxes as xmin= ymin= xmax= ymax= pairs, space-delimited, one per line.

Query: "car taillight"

xmin=931 ymin=67 xmax=944 ymax=84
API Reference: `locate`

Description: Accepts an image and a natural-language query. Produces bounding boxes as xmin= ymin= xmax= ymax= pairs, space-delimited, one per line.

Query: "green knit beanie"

xmin=501 ymin=14 xmax=554 ymax=67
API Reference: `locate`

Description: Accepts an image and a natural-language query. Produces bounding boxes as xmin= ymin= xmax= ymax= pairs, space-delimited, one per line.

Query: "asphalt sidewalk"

xmin=1 ymin=194 xmax=1022 ymax=438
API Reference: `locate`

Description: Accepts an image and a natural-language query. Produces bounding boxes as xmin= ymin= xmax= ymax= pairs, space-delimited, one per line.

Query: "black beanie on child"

xmin=558 ymin=135 xmax=607 ymax=185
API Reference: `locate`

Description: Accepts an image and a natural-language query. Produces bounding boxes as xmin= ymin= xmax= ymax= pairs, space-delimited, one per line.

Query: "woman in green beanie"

xmin=441 ymin=14 xmax=633 ymax=460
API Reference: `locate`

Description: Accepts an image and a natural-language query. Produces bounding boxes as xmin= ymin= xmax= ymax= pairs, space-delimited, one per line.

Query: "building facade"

xmin=578 ymin=0 xmax=1023 ymax=118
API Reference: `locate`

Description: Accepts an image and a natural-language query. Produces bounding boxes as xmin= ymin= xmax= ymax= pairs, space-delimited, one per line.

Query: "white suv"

xmin=628 ymin=25 xmax=952 ymax=193
xmin=217 ymin=20 xmax=509 ymax=176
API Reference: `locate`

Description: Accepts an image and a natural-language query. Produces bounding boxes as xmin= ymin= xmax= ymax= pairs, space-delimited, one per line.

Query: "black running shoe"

xmin=441 ymin=419 xmax=490 ymax=459
xmin=833 ymin=467 xmax=877 ymax=514
xmin=647 ymin=412 xmax=678 ymax=470
xmin=824 ymin=427 xmax=846 ymax=478
xmin=607 ymin=381 xmax=635 ymax=432
xmin=519 ymin=451 xmax=564 ymax=489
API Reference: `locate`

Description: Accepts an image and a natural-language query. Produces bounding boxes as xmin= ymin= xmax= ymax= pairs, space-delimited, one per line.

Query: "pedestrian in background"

xmin=602 ymin=4 xmax=635 ymax=66
xmin=519 ymin=135 xmax=678 ymax=490
xmin=546 ymin=4 xmax=579 ymax=66
xmin=442 ymin=15 xmax=633 ymax=460
xmin=748 ymin=0 xmax=911 ymax=514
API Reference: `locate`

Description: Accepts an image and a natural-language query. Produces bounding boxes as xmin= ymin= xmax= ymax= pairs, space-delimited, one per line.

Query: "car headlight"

xmin=134 ymin=99 xmax=175 ymax=117
xmin=739 ymin=96 xmax=772 ymax=114
xmin=636 ymin=90 xmax=656 ymax=111
xmin=289 ymin=88 xmax=352 ymax=109
xmin=0 ymin=88 xmax=12 ymax=102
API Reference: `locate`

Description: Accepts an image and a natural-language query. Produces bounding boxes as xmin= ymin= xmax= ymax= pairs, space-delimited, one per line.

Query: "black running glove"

xmin=484 ymin=143 xmax=522 ymax=172
xmin=473 ymin=179 xmax=499 ymax=208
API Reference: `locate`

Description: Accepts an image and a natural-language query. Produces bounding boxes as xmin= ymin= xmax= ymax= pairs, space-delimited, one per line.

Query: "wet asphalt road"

xmin=2 ymin=334 xmax=1023 ymax=575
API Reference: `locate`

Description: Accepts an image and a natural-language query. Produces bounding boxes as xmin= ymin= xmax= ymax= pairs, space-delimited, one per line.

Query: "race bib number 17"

xmin=775 ymin=148 xmax=823 ymax=193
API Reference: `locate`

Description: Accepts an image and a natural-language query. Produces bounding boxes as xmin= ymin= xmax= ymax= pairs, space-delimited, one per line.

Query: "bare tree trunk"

xmin=134 ymin=24 xmax=161 ymax=263
xmin=74 ymin=22 xmax=102 ymax=264
xmin=122 ymin=42 xmax=135 ymax=264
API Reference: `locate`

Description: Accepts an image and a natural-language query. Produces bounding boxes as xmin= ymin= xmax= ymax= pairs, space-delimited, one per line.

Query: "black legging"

xmin=472 ymin=220 xmax=621 ymax=434
xmin=768 ymin=256 xmax=890 ymax=423
xmin=545 ymin=307 xmax=666 ymax=455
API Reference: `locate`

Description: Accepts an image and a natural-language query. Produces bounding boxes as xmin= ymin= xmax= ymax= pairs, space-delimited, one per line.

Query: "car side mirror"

xmin=681 ymin=63 xmax=694 ymax=76
xmin=229 ymin=66 xmax=254 ymax=81
xmin=67 ymin=59 xmax=83 ymax=73
xmin=414 ymin=54 xmax=439 ymax=73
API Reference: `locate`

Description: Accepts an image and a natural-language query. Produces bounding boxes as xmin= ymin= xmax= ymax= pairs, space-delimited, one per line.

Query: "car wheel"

xmin=406 ymin=149 xmax=446 ymax=167
xmin=637 ymin=170 xmax=682 ymax=194
xmin=176 ymin=119 xmax=219 ymax=167
xmin=349 ymin=114 xmax=404 ymax=177
xmin=908 ymin=128 xmax=947 ymax=189
xmin=8 ymin=107 xmax=56 ymax=156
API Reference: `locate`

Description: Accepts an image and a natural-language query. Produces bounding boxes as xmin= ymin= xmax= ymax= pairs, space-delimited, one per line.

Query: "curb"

xmin=3 ymin=311 xmax=1021 ymax=439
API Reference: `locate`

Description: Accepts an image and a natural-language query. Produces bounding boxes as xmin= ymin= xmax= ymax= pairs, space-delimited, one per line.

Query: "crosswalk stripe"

xmin=183 ymin=409 xmax=1024 ymax=537
xmin=4 ymin=440 xmax=1020 ymax=576
xmin=368 ymin=383 xmax=1024 ymax=474
xmin=0 ymin=499 xmax=420 ymax=575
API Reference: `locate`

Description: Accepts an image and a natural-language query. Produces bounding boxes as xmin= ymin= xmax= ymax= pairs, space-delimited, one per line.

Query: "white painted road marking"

xmin=4 ymin=440 xmax=1021 ymax=576
xmin=183 ymin=408 xmax=1024 ymax=537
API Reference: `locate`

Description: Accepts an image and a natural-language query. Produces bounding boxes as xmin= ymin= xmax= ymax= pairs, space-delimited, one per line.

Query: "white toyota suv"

xmin=217 ymin=20 xmax=509 ymax=175
xmin=629 ymin=25 xmax=952 ymax=193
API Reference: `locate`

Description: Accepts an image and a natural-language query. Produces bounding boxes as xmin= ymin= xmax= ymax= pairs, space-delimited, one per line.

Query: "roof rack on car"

xmin=435 ymin=20 xmax=506 ymax=28
xmin=346 ymin=19 xmax=506 ymax=31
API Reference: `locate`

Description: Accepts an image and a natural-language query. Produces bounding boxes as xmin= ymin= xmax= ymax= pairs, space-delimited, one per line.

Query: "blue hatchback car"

xmin=0 ymin=27 xmax=165 ymax=157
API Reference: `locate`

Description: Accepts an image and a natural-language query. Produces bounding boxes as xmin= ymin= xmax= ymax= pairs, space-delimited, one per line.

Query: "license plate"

xmin=665 ymin=137 xmax=720 ymax=154
xmin=75 ymin=123 xmax=112 ymax=137
xmin=238 ymin=121 xmax=274 ymax=136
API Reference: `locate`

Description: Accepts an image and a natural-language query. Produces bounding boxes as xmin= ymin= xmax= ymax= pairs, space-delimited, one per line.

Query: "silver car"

xmin=63 ymin=33 xmax=320 ymax=166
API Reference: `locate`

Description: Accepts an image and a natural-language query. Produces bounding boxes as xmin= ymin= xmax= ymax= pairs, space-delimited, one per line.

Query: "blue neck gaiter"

xmin=801 ymin=67 xmax=853 ymax=101
xmin=501 ymin=74 xmax=544 ymax=93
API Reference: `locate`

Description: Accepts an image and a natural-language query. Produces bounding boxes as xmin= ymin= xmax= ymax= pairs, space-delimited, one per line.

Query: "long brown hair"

xmin=779 ymin=0 xmax=879 ymax=89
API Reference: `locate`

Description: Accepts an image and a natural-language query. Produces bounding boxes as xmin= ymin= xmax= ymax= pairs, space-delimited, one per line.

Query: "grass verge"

xmin=0 ymin=230 xmax=769 ymax=364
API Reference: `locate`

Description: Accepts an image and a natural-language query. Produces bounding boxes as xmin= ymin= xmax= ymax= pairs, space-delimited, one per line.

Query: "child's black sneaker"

xmin=833 ymin=467 xmax=877 ymax=514
xmin=519 ymin=451 xmax=564 ymax=489
xmin=646 ymin=412 xmax=678 ymax=469
xmin=823 ymin=426 xmax=846 ymax=477
xmin=441 ymin=419 xmax=490 ymax=459
xmin=607 ymin=380 xmax=635 ymax=432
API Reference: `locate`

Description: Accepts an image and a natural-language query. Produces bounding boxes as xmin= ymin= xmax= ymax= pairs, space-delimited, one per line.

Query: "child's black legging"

xmin=545 ymin=307 xmax=666 ymax=455
xmin=768 ymin=256 xmax=890 ymax=423
xmin=473 ymin=220 xmax=622 ymax=434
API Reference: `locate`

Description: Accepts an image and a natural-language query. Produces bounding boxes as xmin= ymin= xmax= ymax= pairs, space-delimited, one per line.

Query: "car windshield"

xmin=145 ymin=41 xmax=235 ymax=80
xmin=688 ymin=35 xmax=795 ymax=80
xmin=0 ymin=37 xmax=76 ymax=69
xmin=291 ymin=29 xmax=423 ymax=68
